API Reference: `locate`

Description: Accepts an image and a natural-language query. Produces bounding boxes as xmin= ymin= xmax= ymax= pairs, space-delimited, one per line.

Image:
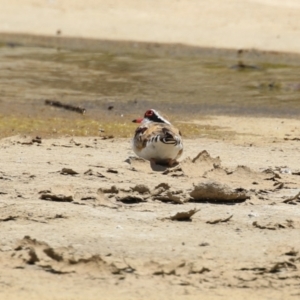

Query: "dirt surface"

xmin=1 ymin=1 xmax=300 ymax=299
xmin=1 ymin=116 xmax=300 ymax=299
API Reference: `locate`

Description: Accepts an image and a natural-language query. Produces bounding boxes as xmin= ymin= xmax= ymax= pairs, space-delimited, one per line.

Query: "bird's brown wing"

xmin=134 ymin=123 xmax=182 ymax=150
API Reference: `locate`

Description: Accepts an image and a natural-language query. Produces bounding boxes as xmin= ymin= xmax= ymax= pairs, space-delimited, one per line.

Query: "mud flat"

xmin=0 ymin=116 xmax=300 ymax=299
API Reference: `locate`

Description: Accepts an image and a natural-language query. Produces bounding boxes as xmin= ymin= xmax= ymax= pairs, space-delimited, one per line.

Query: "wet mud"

xmin=1 ymin=37 xmax=300 ymax=138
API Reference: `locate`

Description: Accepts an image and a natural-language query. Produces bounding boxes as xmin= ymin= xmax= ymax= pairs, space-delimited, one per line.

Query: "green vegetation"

xmin=0 ymin=114 xmax=237 ymax=140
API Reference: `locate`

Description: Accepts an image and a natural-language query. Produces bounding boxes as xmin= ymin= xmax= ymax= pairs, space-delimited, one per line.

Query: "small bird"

xmin=132 ymin=109 xmax=183 ymax=166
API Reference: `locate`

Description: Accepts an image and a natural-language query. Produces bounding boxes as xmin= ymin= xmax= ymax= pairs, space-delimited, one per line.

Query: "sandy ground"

xmin=1 ymin=116 xmax=300 ymax=299
xmin=1 ymin=1 xmax=300 ymax=299
xmin=1 ymin=0 xmax=300 ymax=53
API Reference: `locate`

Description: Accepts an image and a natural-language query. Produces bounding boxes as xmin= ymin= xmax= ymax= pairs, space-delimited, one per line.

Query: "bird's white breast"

xmin=132 ymin=137 xmax=183 ymax=162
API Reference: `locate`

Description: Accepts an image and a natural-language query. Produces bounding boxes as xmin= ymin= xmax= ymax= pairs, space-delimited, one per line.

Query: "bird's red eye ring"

xmin=145 ymin=110 xmax=153 ymax=117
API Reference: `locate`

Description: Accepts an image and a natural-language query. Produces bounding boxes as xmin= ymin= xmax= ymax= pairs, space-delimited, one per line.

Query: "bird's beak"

xmin=132 ymin=118 xmax=143 ymax=123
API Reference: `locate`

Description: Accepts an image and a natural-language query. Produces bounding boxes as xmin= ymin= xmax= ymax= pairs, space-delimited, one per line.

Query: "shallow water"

xmin=0 ymin=43 xmax=300 ymax=137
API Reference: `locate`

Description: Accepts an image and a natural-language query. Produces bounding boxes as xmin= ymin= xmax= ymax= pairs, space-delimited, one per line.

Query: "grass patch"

xmin=0 ymin=114 xmax=237 ymax=140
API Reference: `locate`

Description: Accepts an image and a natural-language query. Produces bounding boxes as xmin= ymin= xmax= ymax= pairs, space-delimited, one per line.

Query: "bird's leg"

xmin=150 ymin=158 xmax=177 ymax=167
xmin=150 ymin=158 xmax=157 ymax=165
xmin=167 ymin=159 xmax=176 ymax=167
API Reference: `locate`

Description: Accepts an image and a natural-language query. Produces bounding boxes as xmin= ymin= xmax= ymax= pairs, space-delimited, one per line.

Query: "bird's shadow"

xmin=150 ymin=161 xmax=179 ymax=172
xmin=125 ymin=156 xmax=179 ymax=172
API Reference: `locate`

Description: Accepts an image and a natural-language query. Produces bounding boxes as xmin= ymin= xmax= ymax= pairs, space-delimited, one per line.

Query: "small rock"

xmin=84 ymin=169 xmax=93 ymax=176
xmin=154 ymin=190 xmax=187 ymax=204
xmin=100 ymin=186 xmax=119 ymax=194
xmin=32 ymin=136 xmax=42 ymax=144
xmin=206 ymin=215 xmax=233 ymax=224
xmin=132 ymin=184 xmax=150 ymax=194
xmin=116 ymin=195 xmax=145 ymax=204
xmin=101 ymin=135 xmax=114 ymax=140
xmin=169 ymin=208 xmax=200 ymax=221
xmin=40 ymin=193 xmax=73 ymax=202
xmin=60 ymin=168 xmax=79 ymax=175
xmin=155 ymin=183 xmax=170 ymax=190
xmin=151 ymin=187 xmax=165 ymax=196
xmin=199 ymin=242 xmax=210 ymax=247
xmin=165 ymin=191 xmax=185 ymax=204
xmin=107 ymin=168 xmax=118 ymax=174
xmin=190 ymin=180 xmax=249 ymax=202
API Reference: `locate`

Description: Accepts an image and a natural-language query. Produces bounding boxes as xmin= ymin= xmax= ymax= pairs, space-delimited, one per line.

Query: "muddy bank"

xmin=1 ymin=43 xmax=300 ymax=139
